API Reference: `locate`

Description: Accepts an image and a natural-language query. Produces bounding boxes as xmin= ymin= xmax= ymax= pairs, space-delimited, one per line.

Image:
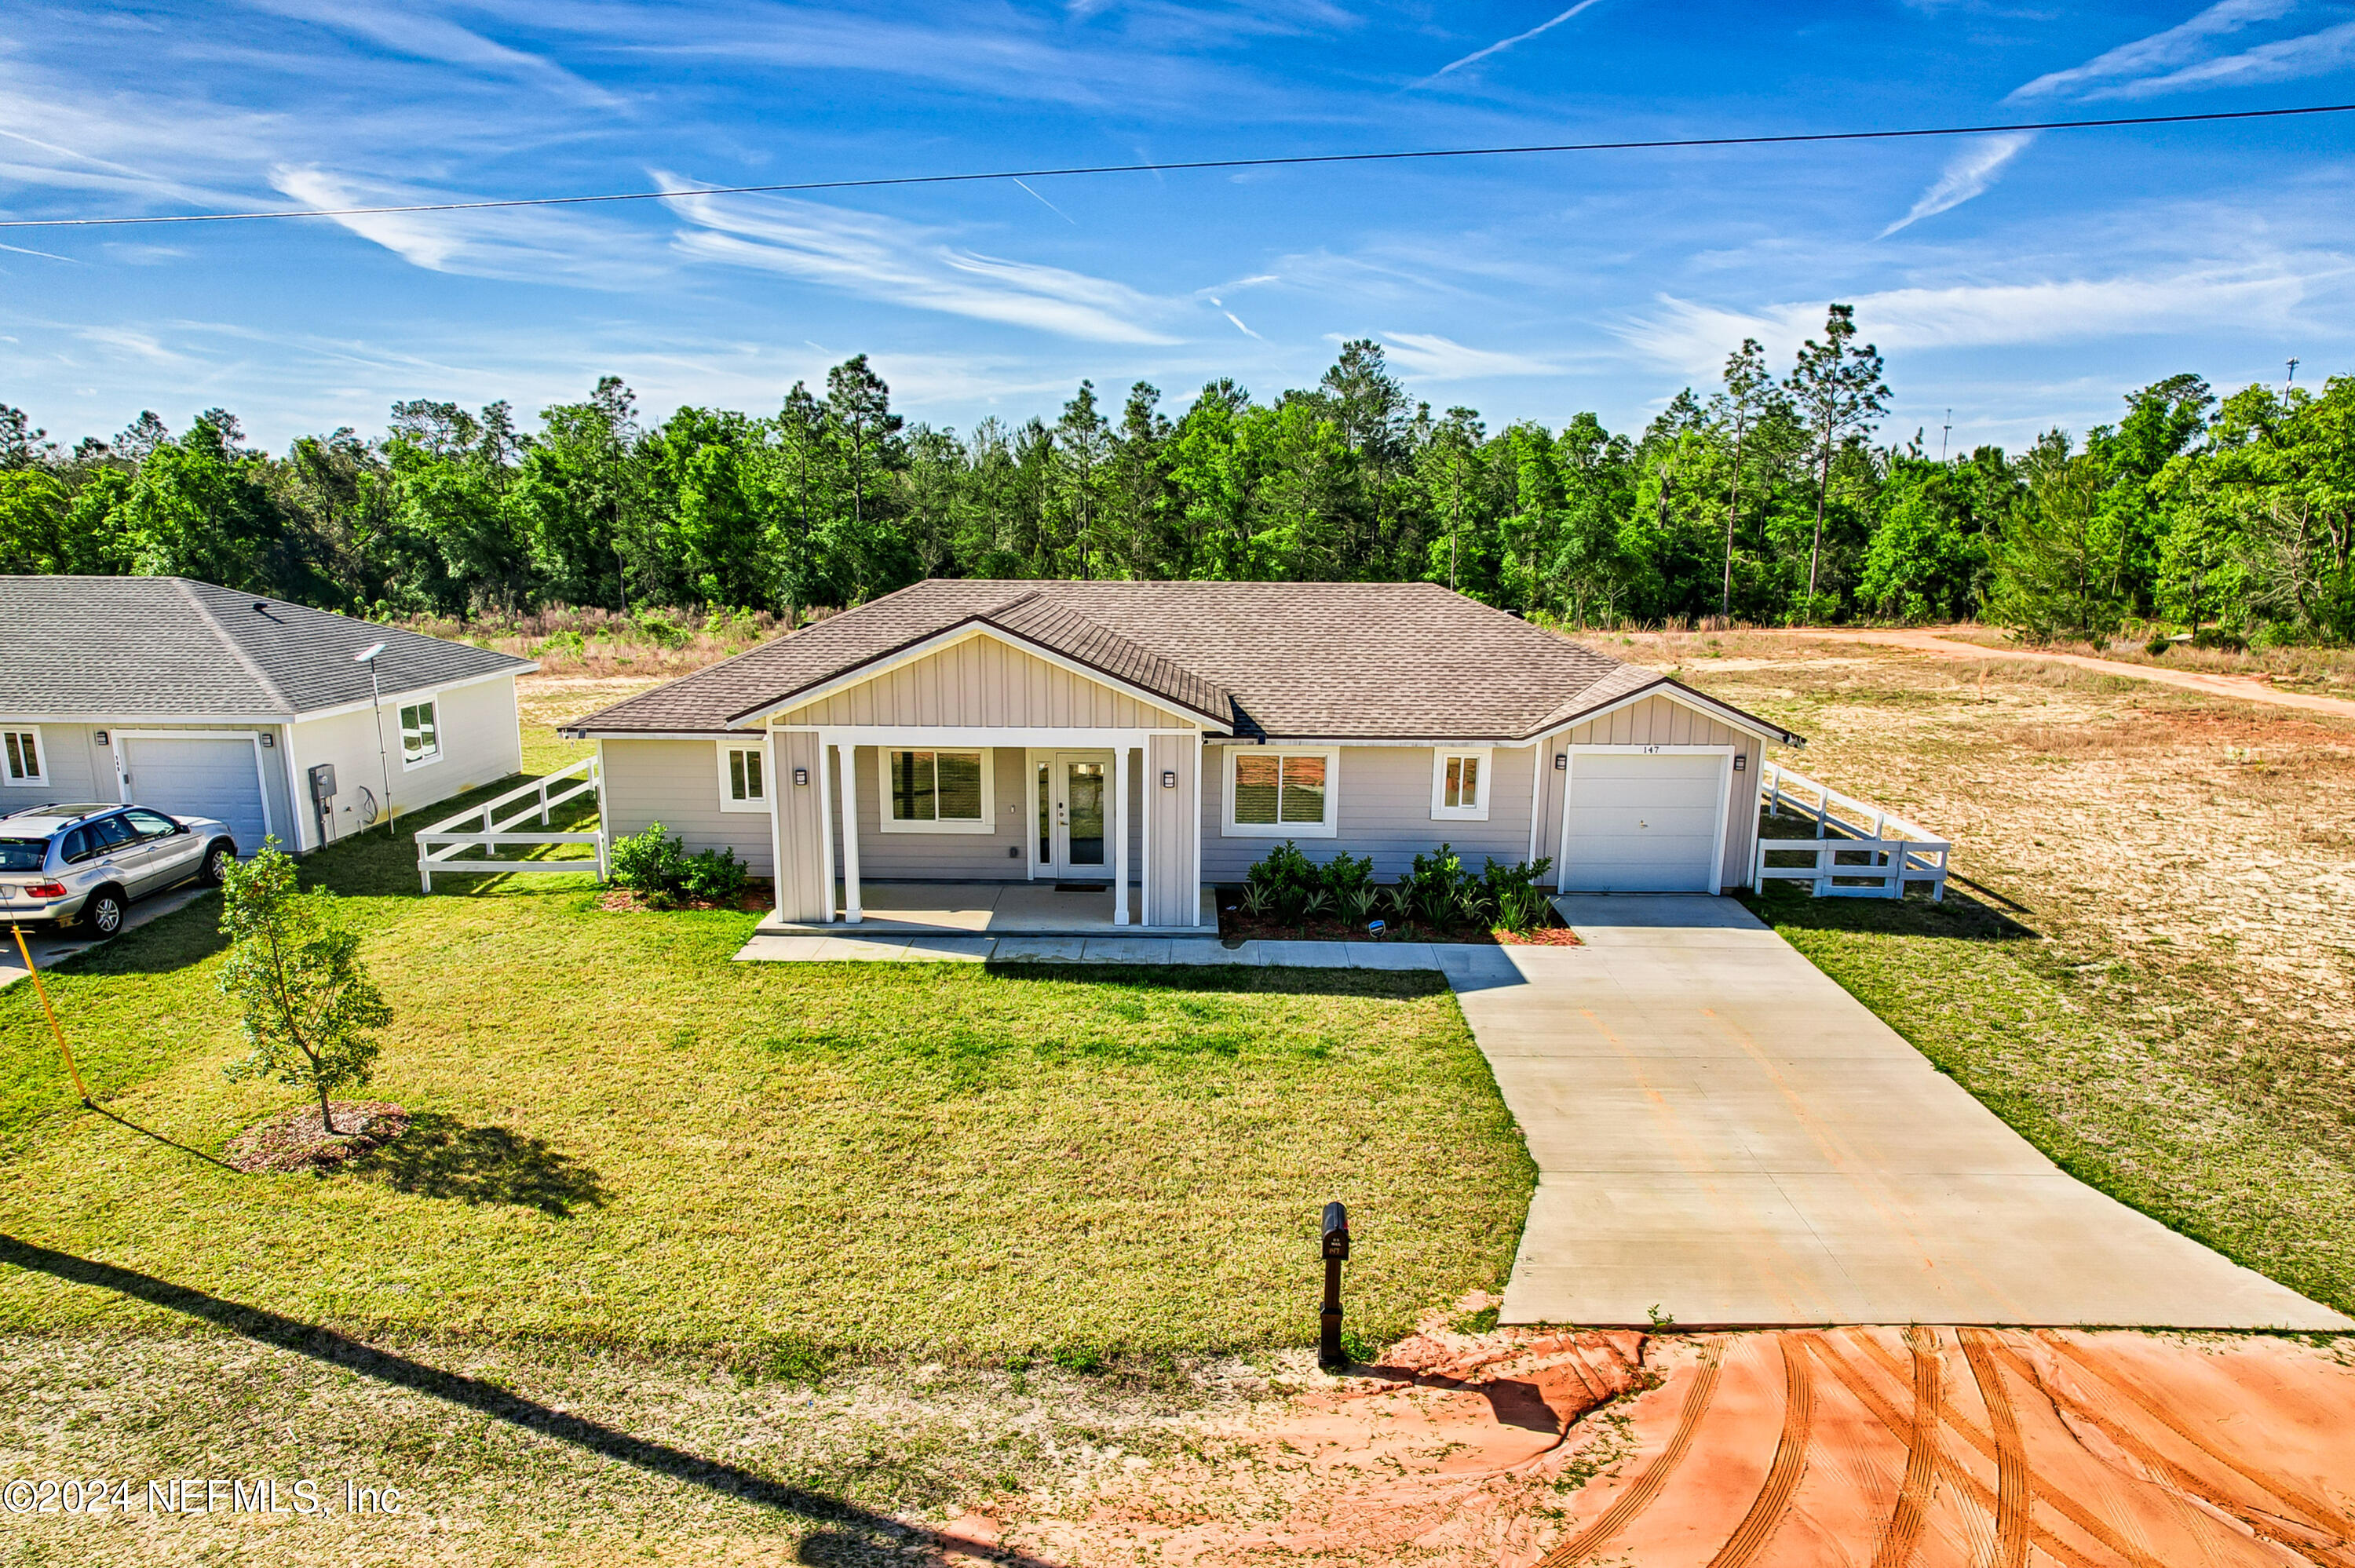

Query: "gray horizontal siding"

xmin=1199 ymin=743 xmax=1539 ymax=883
xmin=601 ymin=738 xmax=774 ymax=874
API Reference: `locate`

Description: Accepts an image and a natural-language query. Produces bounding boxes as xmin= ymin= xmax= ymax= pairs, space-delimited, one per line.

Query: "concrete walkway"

xmin=1464 ymin=895 xmax=2350 ymax=1330
xmin=735 ymin=928 xmax=1515 ymax=973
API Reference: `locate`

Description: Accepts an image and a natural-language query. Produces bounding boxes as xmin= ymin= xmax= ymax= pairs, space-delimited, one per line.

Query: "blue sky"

xmin=5 ymin=0 xmax=2354 ymax=453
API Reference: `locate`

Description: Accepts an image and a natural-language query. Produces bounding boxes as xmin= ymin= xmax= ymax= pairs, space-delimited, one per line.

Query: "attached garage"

xmin=117 ymin=733 xmax=272 ymax=850
xmin=1557 ymin=749 xmax=1729 ymax=893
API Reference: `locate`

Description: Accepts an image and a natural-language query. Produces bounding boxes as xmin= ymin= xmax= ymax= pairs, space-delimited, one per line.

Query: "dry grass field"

xmin=1607 ymin=627 xmax=2355 ymax=1312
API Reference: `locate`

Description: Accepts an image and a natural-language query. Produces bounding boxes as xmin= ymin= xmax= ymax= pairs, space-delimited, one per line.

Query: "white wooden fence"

xmin=415 ymin=755 xmax=605 ymax=893
xmin=1754 ymin=762 xmax=1949 ymax=901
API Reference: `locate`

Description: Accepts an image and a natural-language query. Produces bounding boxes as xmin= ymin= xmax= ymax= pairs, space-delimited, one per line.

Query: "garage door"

xmin=1560 ymin=752 xmax=1725 ymax=892
xmin=120 ymin=735 xmax=267 ymax=851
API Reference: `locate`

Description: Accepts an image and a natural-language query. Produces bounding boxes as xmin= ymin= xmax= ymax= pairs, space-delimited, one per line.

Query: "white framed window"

xmin=1222 ymin=746 xmax=1339 ymax=838
xmin=718 ymin=742 xmax=768 ymax=812
xmin=399 ymin=699 xmax=441 ymax=768
xmin=879 ymin=747 xmax=994 ymax=833
xmin=1430 ymin=747 xmax=1492 ymax=822
xmin=2 ymin=727 xmax=46 ymax=786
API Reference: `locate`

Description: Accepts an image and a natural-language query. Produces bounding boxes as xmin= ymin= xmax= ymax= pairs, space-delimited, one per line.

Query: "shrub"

xmin=609 ymin=822 xmax=692 ymax=907
xmin=612 ymin=824 xmax=747 ymax=908
xmin=2145 ymin=633 xmax=2173 ymax=657
xmin=1408 ymin=844 xmax=1477 ymax=927
xmin=1320 ymin=851 xmax=1373 ymax=899
xmin=683 ymin=845 xmax=747 ymax=906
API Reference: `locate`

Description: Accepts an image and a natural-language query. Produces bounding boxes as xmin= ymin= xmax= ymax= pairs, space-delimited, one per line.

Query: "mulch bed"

xmin=595 ymin=884 xmax=772 ymax=914
xmin=225 ymin=1102 xmax=411 ymax=1173
xmin=1215 ymin=900 xmax=1579 ymax=947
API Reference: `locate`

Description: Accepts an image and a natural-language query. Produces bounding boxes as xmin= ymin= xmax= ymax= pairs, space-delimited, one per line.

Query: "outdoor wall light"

xmin=260 ymin=734 xmax=275 ymax=748
xmin=1554 ymin=753 xmax=1568 ymax=770
xmin=1161 ymin=770 xmax=1177 ymax=789
xmin=1733 ymin=753 xmax=1747 ymax=772
xmin=93 ymin=731 xmax=108 ymax=746
xmin=793 ymin=767 xmax=809 ymax=786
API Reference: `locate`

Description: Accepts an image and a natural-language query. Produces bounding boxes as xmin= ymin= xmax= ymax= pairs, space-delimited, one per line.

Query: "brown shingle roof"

xmin=563 ymin=580 xmax=1798 ymax=743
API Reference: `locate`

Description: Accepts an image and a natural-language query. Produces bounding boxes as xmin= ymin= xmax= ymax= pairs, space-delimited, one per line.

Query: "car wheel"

xmin=201 ymin=840 xmax=236 ymax=887
xmin=84 ymin=886 xmax=126 ymax=938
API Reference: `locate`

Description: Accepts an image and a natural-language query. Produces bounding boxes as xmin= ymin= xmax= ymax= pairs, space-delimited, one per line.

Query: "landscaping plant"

xmin=609 ymin=823 xmax=747 ymax=908
xmin=216 ymin=840 xmax=393 ymax=1137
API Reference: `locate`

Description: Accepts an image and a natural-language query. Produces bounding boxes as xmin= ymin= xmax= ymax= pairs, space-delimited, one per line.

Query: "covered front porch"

xmin=764 ymin=724 xmax=1212 ymax=931
xmin=754 ymin=878 xmax=1218 ymax=936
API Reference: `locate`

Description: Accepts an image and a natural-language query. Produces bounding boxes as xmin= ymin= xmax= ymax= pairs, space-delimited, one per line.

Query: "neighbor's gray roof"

xmin=567 ymin=579 xmax=1801 ymax=745
xmin=0 ymin=576 xmax=534 ymax=720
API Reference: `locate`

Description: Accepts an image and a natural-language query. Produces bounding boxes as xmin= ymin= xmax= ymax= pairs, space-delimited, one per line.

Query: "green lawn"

xmin=1743 ymin=882 xmax=2355 ymax=1318
xmin=0 ymin=790 xmax=1533 ymax=1364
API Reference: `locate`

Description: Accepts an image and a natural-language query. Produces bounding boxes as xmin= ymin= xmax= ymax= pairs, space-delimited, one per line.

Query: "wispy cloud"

xmin=266 ymin=166 xmax=665 ymax=287
xmin=1419 ymin=0 xmax=1609 ymax=82
xmin=1879 ymin=131 xmax=2037 ymax=237
xmin=1380 ymin=332 xmax=1556 ymax=377
xmin=228 ymin=0 xmax=618 ymax=104
xmin=1619 ymin=265 xmax=2323 ymax=377
xmin=2100 ymin=16 xmax=2355 ymax=97
xmin=2008 ymin=0 xmax=2297 ymax=100
xmin=663 ymin=185 xmax=1181 ymax=345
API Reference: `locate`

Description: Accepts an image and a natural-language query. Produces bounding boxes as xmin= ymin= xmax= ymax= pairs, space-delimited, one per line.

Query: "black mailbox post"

xmin=1319 ymin=1201 xmax=1349 ymax=1369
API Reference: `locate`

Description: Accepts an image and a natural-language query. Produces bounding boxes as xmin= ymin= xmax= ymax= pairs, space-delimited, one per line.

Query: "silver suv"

xmin=0 ymin=804 xmax=237 ymax=937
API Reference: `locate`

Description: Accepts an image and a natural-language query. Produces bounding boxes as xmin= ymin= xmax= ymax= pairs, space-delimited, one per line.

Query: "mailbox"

xmin=1322 ymin=1201 xmax=1349 ymax=1260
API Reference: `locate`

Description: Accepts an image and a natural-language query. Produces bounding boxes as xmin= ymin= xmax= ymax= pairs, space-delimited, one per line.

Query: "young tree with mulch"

xmin=217 ymin=840 xmax=392 ymax=1137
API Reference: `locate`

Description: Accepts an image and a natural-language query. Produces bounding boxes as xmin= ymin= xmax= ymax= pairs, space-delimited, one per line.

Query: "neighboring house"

xmin=0 ymin=576 xmax=535 ymax=852
xmin=564 ymin=580 xmax=1803 ymax=931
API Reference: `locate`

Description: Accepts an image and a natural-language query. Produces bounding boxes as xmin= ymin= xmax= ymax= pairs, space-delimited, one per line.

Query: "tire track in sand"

xmin=1961 ymin=1327 xmax=2032 ymax=1568
xmin=1869 ymin=1326 xmax=1944 ymax=1568
xmin=1539 ymin=1345 xmax=1724 ymax=1567
xmin=1707 ymin=1335 xmax=1815 ymax=1568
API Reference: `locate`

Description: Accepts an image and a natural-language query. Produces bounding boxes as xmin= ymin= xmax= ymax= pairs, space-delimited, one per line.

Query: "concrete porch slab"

xmin=752 ymin=880 xmax=1218 ymax=938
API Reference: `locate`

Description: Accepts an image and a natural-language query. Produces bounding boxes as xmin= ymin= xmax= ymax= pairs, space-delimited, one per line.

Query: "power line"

xmin=3 ymin=101 xmax=2350 ymax=232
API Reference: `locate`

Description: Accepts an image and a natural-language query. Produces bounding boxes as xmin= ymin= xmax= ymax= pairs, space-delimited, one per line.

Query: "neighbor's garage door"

xmin=1561 ymin=752 xmax=1725 ymax=892
xmin=120 ymin=735 xmax=267 ymax=850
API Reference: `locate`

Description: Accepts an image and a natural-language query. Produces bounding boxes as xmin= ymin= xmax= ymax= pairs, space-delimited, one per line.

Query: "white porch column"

xmin=1139 ymin=743 xmax=1152 ymax=929
xmin=816 ymin=739 xmax=836 ymax=924
xmin=1112 ymin=744 xmax=1130 ymax=926
xmin=836 ymin=739 xmax=863 ymax=923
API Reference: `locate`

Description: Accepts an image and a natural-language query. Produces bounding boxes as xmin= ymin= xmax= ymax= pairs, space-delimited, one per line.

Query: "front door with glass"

xmin=1037 ymin=751 xmax=1113 ymax=879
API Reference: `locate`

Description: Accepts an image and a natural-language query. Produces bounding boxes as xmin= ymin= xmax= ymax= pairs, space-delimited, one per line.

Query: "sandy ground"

xmin=958 ymin=1307 xmax=2355 ymax=1568
xmin=1768 ymin=625 xmax=2355 ymax=720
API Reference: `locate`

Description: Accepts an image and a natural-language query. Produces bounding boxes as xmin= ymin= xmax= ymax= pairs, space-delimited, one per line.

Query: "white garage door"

xmin=1561 ymin=752 xmax=1725 ymax=892
xmin=120 ymin=735 xmax=268 ymax=851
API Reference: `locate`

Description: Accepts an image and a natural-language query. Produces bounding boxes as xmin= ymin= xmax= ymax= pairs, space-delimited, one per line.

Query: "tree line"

xmin=3 ymin=308 xmax=2349 ymax=645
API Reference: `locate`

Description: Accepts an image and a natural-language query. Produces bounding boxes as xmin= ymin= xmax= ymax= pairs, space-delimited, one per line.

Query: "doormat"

xmin=1054 ymin=882 xmax=1109 ymax=892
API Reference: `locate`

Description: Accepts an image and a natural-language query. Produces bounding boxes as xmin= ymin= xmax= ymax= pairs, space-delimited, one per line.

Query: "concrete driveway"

xmin=0 ymin=884 xmax=211 ymax=990
xmin=1454 ymin=895 xmax=2349 ymax=1330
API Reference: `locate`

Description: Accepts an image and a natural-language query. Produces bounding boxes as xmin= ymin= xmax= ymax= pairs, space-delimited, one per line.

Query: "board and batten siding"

xmin=1145 ymin=733 xmax=1199 ymax=926
xmin=1199 ymin=742 xmax=1540 ymax=883
xmin=776 ymin=633 xmax=1194 ymax=730
xmin=600 ymin=738 xmax=776 ymax=875
xmin=1540 ymin=693 xmax=1765 ymax=893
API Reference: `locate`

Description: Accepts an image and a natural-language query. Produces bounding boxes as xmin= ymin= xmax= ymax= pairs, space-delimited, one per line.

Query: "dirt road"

xmin=1774 ymin=625 xmax=2355 ymax=720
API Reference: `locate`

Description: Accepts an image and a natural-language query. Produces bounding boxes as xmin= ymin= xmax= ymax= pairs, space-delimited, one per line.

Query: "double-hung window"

xmin=881 ymin=748 xmax=992 ymax=833
xmin=400 ymin=700 xmax=441 ymax=768
xmin=1430 ymin=748 xmax=1492 ymax=821
xmin=718 ymin=742 xmax=767 ymax=812
xmin=1224 ymin=747 xmax=1338 ymax=837
xmin=2 ymin=727 xmax=45 ymax=786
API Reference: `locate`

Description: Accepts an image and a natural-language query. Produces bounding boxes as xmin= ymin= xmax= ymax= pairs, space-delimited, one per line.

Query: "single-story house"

xmin=564 ymin=580 xmax=1803 ymax=931
xmin=0 ymin=575 xmax=535 ymax=852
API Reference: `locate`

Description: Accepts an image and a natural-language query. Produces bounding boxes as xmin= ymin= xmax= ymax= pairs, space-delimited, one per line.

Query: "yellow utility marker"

xmin=10 ymin=924 xmax=92 ymax=1105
